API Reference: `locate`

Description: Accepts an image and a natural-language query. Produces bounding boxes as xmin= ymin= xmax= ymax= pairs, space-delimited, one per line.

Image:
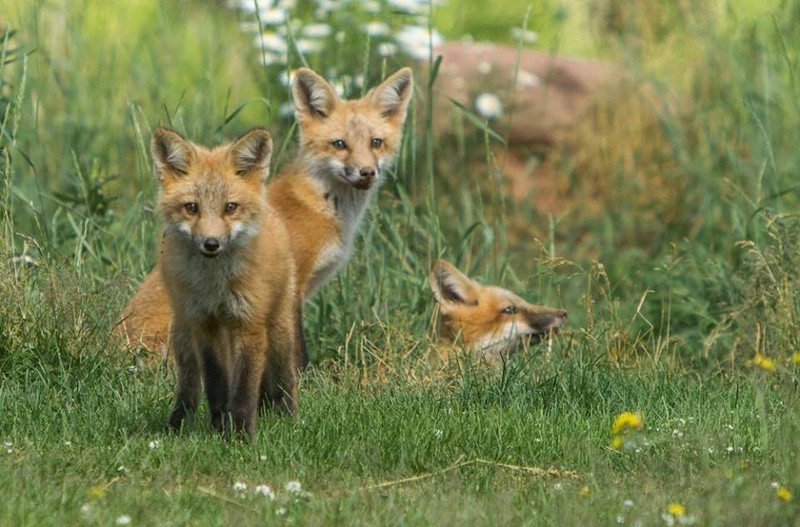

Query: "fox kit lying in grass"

xmin=429 ymin=260 xmax=567 ymax=361
xmin=118 ymin=67 xmax=414 ymax=365
xmin=153 ymin=127 xmax=301 ymax=439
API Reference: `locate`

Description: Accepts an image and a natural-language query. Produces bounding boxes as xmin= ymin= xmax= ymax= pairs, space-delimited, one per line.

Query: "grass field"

xmin=1 ymin=0 xmax=800 ymax=525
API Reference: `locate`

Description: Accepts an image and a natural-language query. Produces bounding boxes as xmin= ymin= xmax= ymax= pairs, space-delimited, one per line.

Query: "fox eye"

xmin=331 ymin=139 xmax=347 ymax=150
xmin=501 ymin=306 xmax=518 ymax=315
xmin=371 ymin=138 xmax=383 ymax=148
xmin=184 ymin=202 xmax=198 ymax=215
xmin=224 ymin=202 xmax=238 ymax=214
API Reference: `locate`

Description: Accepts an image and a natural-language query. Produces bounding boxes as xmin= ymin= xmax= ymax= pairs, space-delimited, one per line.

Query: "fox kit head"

xmin=429 ymin=260 xmax=567 ymax=359
xmin=292 ymin=67 xmax=413 ymax=191
xmin=152 ymin=127 xmax=273 ymax=258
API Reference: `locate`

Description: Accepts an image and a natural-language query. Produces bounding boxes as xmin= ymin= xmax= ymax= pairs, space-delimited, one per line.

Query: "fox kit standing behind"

xmin=153 ymin=127 xmax=300 ymax=439
xmin=119 ymin=68 xmax=414 ymax=364
xmin=269 ymin=67 xmax=414 ymax=297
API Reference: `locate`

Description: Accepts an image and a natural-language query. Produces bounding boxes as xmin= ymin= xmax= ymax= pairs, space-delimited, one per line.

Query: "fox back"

xmin=429 ymin=260 xmax=567 ymax=361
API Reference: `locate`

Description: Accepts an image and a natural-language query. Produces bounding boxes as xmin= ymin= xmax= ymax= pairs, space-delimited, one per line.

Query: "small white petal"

xmin=475 ymin=93 xmax=503 ymax=119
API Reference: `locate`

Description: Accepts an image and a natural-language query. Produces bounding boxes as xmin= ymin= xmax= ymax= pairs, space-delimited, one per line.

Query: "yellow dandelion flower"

xmin=776 ymin=486 xmax=792 ymax=502
xmin=86 ymin=485 xmax=106 ymax=499
xmin=752 ymin=354 xmax=776 ymax=372
xmin=579 ymin=485 xmax=591 ymax=498
xmin=609 ymin=435 xmax=624 ymax=450
xmin=791 ymin=352 xmax=800 ymax=365
xmin=611 ymin=411 xmax=644 ymax=436
xmin=667 ymin=502 xmax=686 ymax=517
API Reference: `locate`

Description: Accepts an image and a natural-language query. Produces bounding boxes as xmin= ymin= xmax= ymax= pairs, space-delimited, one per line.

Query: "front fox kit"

xmin=153 ymin=127 xmax=301 ymax=439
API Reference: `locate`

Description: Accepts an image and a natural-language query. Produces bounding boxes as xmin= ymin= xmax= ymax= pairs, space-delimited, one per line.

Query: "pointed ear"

xmin=370 ymin=67 xmax=413 ymax=119
xmin=151 ymin=127 xmax=195 ymax=180
xmin=292 ymin=68 xmax=338 ymax=119
xmin=429 ymin=260 xmax=479 ymax=308
xmin=229 ymin=127 xmax=273 ymax=181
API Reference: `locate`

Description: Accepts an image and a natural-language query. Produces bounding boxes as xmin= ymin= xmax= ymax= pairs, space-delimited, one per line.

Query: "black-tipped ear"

xmin=230 ymin=127 xmax=273 ymax=180
xmin=151 ymin=127 xmax=194 ymax=180
xmin=371 ymin=67 xmax=413 ymax=119
xmin=292 ymin=68 xmax=338 ymax=119
xmin=429 ymin=260 xmax=479 ymax=307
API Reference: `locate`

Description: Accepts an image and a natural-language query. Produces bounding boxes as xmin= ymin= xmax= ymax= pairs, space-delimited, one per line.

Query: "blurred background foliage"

xmin=0 ymin=0 xmax=799 ymax=370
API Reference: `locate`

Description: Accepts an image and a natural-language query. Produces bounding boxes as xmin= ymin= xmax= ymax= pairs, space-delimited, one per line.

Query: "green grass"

xmin=2 ymin=0 xmax=800 ymax=524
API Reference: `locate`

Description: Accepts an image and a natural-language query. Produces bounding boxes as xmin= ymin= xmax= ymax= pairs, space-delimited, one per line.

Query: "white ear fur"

xmin=371 ymin=67 xmax=413 ymax=119
xmin=151 ymin=127 xmax=195 ymax=180
xmin=292 ymin=68 xmax=338 ymax=118
xmin=429 ymin=260 xmax=478 ymax=308
xmin=230 ymin=127 xmax=273 ymax=180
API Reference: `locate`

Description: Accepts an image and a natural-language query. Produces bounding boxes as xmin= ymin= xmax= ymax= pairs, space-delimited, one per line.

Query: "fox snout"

xmin=526 ymin=308 xmax=568 ymax=341
xmin=197 ymin=236 xmax=225 ymax=258
xmin=355 ymin=166 xmax=377 ymax=189
xmin=343 ymin=165 xmax=378 ymax=190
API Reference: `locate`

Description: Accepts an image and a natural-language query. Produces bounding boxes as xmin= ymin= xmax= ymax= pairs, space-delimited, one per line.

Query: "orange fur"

xmin=430 ymin=260 xmax=567 ymax=361
xmin=117 ymin=68 xmax=413 ymax=365
xmin=153 ymin=127 xmax=300 ymax=439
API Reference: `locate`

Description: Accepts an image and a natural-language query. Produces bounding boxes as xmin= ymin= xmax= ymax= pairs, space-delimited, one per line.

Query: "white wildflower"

xmin=285 ymin=480 xmax=303 ymax=493
xmin=148 ymin=440 xmax=159 ymax=450
xmin=362 ymin=0 xmax=381 ymax=13
xmin=510 ymin=27 xmax=538 ymax=44
xmin=395 ymin=25 xmax=442 ymax=61
xmin=232 ymin=481 xmax=248 ymax=492
xmin=116 ymin=515 xmax=132 ymax=526
xmin=295 ymin=38 xmax=323 ymax=54
xmin=255 ymin=485 xmax=276 ymax=500
xmin=302 ymin=23 xmax=332 ymax=39
xmin=476 ymin=61 xmax=492 ymax=75
xmin=278 ymin=102 xmax=295 ymax=118
xmin=475 ymin=93 xmax=503 ymax=119
xmin=515 ymin=69 xmax=539 ymax=89
xmin=259 ymin=8 xmax=287 ymax=26
xmin=257 ymin=32 xmax=288 ymax=54
xmin=386 ymin=0 xmax=428 ymax=14
xmin=363 ymin=21 xmax=390 ymax=37
xmin=378 ymin=42 xmax=398 ymax=57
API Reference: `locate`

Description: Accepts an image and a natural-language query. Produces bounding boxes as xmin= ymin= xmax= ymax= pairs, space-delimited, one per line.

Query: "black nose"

xmin=359 ymin=167 xmax=376 ymax=179
xmin=203 ymin=238 xmax=221 ymax=253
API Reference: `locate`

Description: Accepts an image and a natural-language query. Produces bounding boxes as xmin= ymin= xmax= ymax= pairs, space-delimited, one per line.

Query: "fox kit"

xmin=269 ymin=66 xmax=413 ymax=297
xmin=118 ymin=68 xmax=414 ymax=365
xmin=429 ymin=260 xmax=567 ymax=360
xmin=153 ymin=127 xmax=301 ymax=439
